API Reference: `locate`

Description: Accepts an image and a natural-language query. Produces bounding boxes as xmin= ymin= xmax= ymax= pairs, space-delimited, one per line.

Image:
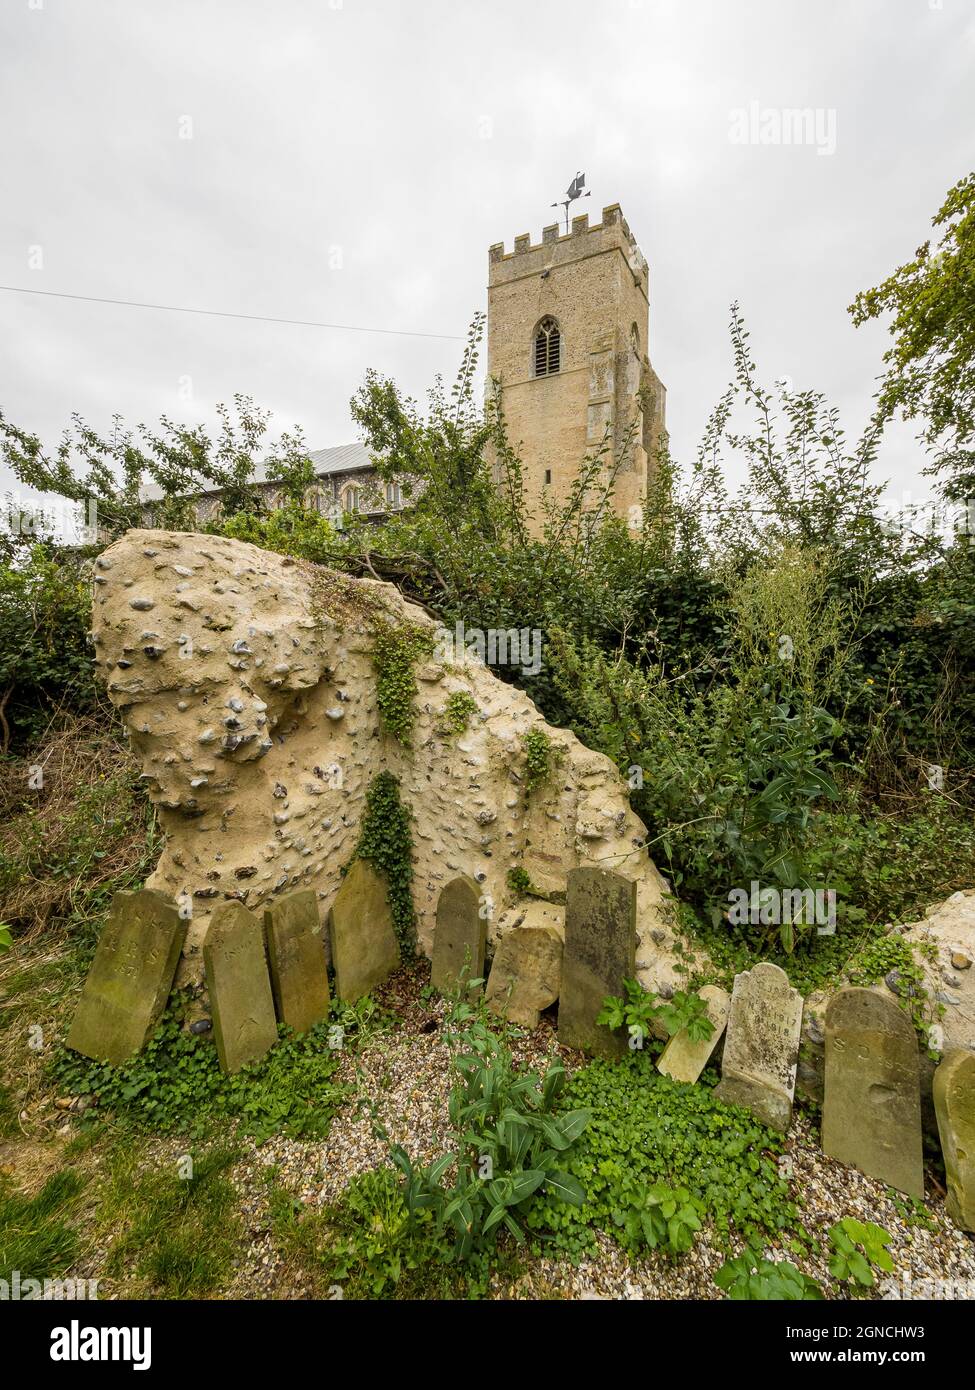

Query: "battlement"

xmin=488 ymin=202 xmax=647 ymax=296
xmin=489 ymin=203 xmax=635 ymax=262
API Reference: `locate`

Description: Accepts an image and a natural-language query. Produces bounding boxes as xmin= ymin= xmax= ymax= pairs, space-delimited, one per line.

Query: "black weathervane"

xmin=551 ymin=171 xmax=591 ymax=234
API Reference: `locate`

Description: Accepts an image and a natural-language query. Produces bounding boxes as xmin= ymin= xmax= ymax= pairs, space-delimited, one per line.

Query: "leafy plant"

xmin=521 ymin=728 xmax=554 ymax=796
xmin=506 ymin=867 xmax=532 ymax=895
xmin=526 ymin=1052 xmax=802 ymax=1259
xmin=322 ymin=1167 xmax=449 ymax=1297
xmin=0 ymin=924 xmax=11 ymax=954
xmin=53 ymin=997 xmax=355 ymax=1141
xmin=440 ymin=691 xmax=479 ymax=735
xmin=371 ymin=618 xmax=433 ymax=746
xmin=611 ymin=1181 xmax=703 ymax=1257
xmin=715 ymin=1244 xmax=824 ymax=1300
xmin=378 ymin=1000 xmax=589 ymax=1263
xmin=827 ymin=1218 xmax=894 ymax=1289
xmin=353 ymin=770 xmax=416 ymax=958
xmin=597 ymin=979 xmax=715 ymax=1049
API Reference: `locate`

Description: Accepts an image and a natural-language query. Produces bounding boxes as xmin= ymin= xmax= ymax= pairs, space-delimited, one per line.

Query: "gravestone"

xmin=558 ymin=868 xmax=636 ymax=1058
xmin=714 ymin=962 xmax=803 ymax=1132
xmin=431 ymin=875 xmax=485 ymax=996
xmin=657 ymin=985 xmax=730 ymax=1084
xmin=933 ymin=1049 xmax=975 ymax=1231
xmin=821 ymin=986 xmax=924 ymax=1198
xmin=264 ymin=888 xmax=330 ymax=1034
xmin=327 ymin=858 xmax=400 ymax=1003
xmin=485 ymin=925 xmax=563 ymax=1027
xmin=203 ymin=901 xmax=278 ymax=1073
xmin=67 ymin=889 xmax=185 ymax=1066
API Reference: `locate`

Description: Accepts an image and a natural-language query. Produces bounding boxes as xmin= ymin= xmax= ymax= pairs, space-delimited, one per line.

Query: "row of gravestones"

xmin=67 ymin=862 xmax=974 ymax=1234
xmin=430 ymin=867 xmax=975 ymax=1235
xmin=67 ymin=858 xmax=400 ymax=1073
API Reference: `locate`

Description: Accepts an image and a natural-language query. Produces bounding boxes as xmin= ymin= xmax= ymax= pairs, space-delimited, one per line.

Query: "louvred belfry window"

xmin=534 ymin=318 xmax=561 ymax=376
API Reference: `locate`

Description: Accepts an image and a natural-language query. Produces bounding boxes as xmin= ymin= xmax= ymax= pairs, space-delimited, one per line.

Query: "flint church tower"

xmin=487 ymin=203 xmax=666 ymax=532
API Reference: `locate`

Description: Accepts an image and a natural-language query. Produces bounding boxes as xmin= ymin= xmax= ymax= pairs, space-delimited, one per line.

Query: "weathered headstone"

xmin=558 ymin=868 xmax=636 ymax=1058
xmin=821 ymin=987 xmax=924 ymax=1197
xmin=485 ymin=925 xmax=563 ymax=1027
xmin=264 ymin=889 xmax=330 ymax=1034
xmin=327 ymin=858 xmax=400 ymax=1003
xmin=657 ymin=985 xmax=730 ymax=1084
xmin=431 ymin=875 xmax=485 ymax=996
xmin=933 ymin=1049 xmax=975 ymax=1230
xmin=714 ymin=962 xmax=803 ymax=1132
xmin=203 ymin=901 xmax=278 ymax=1073
xmin=67 ymin=889 xmax=185 ymax=1066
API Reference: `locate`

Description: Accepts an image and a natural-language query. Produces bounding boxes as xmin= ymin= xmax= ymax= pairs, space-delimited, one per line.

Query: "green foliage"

xmin=521 ymin=728 xmax=554 ymax=796
xmin=715 ymin=1245 xmax=825 ymax=1300
xmin=0 ymin=925 xmax=11 ymax=953
xmin=611 ymin=1181 xmax=703 ymax=1258
xmin=378 ymin=1001 xmax=589 ymax=1264
xmin=526 ymin=1052 xmax=801 ymax=1259
xmin=847 ymin=933 xmax=935 ymax=1038
xmin=353 ymin=770 xmax=416 ymax=958
xmin=827 ymin=1218 xmax=894 ymax=1290
xmin=0 ymin=394 xmax=309 ymax=538
xmin=440 ymin=690 xmax=479 ymax=735
xmin=506 ymin=867 xmax=532 ymax=895
xmin=0 ymin=544 xmax=99 ymax=749
xmin=850 ymin=171 xmax=975 ymax=503
xmin=53 ymin=996 xmax=357 ymax=1141
xmin=0 ymin=1169 xmax=85 ymax=1283
xmin=320 ymin=1168 xmax=449 ymax=1297
xmin=100 ymin=1142 xmax=241 ymax=1298
xmin=372 ymin=618 xmax=433 ymax=745
xmin=597 ymin=979 xmax=715 ymax=1049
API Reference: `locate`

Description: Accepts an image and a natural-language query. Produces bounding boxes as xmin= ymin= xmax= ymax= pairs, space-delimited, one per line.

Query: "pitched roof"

xmin=138 ymin=441 xmax=375 ymax=501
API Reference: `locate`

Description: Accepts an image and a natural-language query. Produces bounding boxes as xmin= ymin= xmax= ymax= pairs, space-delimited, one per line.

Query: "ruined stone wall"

xmin=92 ymin=528 xmax=684 ymax=991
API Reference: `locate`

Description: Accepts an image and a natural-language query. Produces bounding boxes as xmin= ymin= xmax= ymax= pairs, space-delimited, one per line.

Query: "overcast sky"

xmin=1 ymin=0 xmax=973 ymax=519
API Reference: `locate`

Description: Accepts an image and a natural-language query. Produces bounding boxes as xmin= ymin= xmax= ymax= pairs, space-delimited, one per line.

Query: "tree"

xmin=850 ymin=171 xmax=975 ymax=505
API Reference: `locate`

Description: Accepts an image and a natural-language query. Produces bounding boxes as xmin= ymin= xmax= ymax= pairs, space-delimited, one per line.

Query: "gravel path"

xmin=216 ymin=969 xmax=975 ymax=1301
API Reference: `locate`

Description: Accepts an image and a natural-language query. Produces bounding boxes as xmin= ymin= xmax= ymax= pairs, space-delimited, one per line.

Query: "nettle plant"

xmin=377 ymin=998 xmax=589 ymax=1262
xmin=597 ymin=978 xmax=715 ymax=1050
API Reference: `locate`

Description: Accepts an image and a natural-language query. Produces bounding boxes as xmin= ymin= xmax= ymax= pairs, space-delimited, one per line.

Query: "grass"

xmin=0 ymin=1168 xmax=85 ymax=1283
xmin=98 ymin=1138 xmax=243 ymax=1299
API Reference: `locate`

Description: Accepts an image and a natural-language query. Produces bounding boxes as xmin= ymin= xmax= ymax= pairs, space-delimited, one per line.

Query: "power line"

xmin=0 ymin=284 xmax=464 ymax=342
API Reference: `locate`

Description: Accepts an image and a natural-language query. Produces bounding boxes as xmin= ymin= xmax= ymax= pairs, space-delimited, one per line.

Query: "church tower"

xmin=487 ymin=203 xmax=666 ymax=531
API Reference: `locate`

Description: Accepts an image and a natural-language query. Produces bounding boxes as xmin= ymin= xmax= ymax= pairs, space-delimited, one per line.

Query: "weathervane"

xmin=551 ymin=171 xmax=590 ymax=234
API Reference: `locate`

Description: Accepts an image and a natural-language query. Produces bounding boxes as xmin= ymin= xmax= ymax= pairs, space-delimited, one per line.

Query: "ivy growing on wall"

xmin=371 ymin=619 xmax=434 ymax=746
xmin=521 ymin=728 xmax=554 ymax=796
xmin=354 ymin=770 xmax=417 ymax=958
xmin=440 ymin=690 xmax=479 ymax=736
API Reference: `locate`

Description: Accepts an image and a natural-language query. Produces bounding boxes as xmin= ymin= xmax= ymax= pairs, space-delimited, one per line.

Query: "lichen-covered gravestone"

xmin=821 ymin=987 xmax=924 ymax=1198
xmin=715 ymin=962 xmax=803 ymax=1132
xmin=67 ymin=889 xmax=185 ymax=1066
xmin=264 ymin=889 xmax=330 ymax=1034
xmin=327 ymin=858 xmax=400 ymax=1003
xmin=657 ymin=984 xmax=730 ymax=1084
xmin=558 ymin=868 xmax=636 ymax=1058
xmin=933 ymin=1049 xmax=975 ymax=1231
xmin=203 ymin=901 xmax=278 ymax=1073
xmin=431 ymin=875 xmax=485 ymax=996
xmin=485 ymin=924 xmax=563 ymax=1027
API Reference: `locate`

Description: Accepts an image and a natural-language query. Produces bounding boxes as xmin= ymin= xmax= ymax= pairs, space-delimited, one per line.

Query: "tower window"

xmin=533 ymin=317 xmax=561 ymax=377
xmin=544 ymin=469 xmax=552 ymax=485
xmin=385 ymin=481 xmax=402 ymax=510
xmin=343 ymin=486 xmax=361 ymax=514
